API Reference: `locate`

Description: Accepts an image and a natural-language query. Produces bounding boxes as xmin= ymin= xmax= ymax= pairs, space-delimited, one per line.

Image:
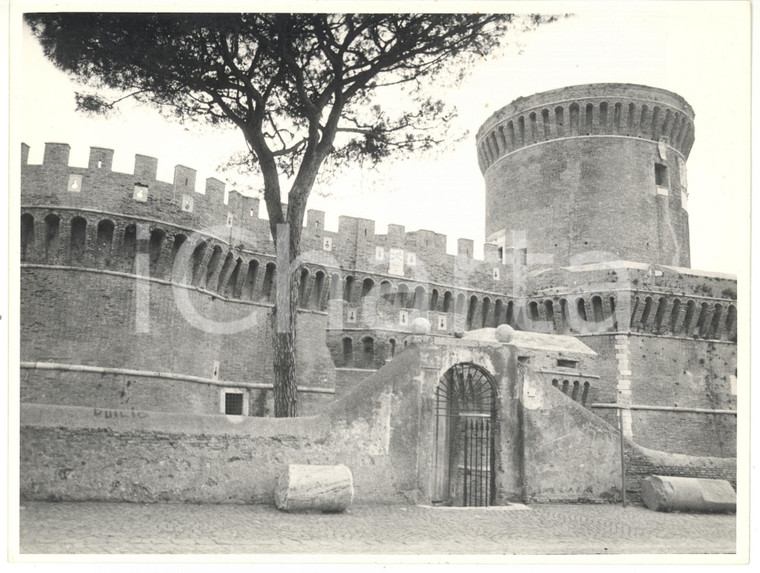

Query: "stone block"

xmin=641 ymin=475 xmax=736 ymax=513
xmin=275 ymin=464 xmax=354 ymax=512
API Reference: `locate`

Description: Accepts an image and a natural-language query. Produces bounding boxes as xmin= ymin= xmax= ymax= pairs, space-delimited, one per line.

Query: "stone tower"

xmin=477 ymin=83 xmax=695 ymax=267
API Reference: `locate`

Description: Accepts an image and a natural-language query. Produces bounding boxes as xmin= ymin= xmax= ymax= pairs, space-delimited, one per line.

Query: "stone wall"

xmin=20 ymin=348 xmax=424 ymax=504
xmin=20 ymin=337 xmax=645 ymax=506
xmin=520 ymin=364 xmax=622 ymax=502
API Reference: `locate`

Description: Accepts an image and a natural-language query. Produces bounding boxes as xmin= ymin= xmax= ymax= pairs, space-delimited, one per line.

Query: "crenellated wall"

xmin=17 ymin=79 xmax=739 ymax=510
xmin=19 ymin=143 xmax=736 ymax=394
xmin=21 ymin=142 xmax=734 ymax=345
xmin=476 ymin=83 xmax=695 ymax=171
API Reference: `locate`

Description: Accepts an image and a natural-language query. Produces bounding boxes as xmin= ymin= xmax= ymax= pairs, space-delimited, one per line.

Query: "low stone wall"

xmin=22 ymin=336 xmax=728 ymax=507
xmin=623 ymin=442 xmax=736 ymax=503
xmin=20 ymin=349 xmax=423 ymax=505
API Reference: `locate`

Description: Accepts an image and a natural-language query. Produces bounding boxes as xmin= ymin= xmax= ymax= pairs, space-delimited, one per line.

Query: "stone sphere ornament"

xmin=495 ymin=324 xmax=515 ymax=343
xmin=412 ymin=317 xmax=431 ymax=334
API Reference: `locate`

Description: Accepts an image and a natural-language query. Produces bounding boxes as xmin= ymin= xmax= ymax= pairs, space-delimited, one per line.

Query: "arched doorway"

xmin=433 ymin=363 xmax=497 ymax=506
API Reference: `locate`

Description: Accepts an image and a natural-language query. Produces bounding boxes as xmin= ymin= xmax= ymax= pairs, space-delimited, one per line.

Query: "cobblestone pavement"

xmin=17 ymin=501 xmax=736 ymax=557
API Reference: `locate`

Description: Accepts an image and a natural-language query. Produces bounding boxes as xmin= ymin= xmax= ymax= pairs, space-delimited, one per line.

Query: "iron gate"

xmin=433 ymin=363 xmax=497 ymax=506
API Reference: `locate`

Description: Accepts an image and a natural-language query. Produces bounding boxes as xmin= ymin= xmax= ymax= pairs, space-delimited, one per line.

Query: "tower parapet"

xmin=478 ymin=84 xmax=695 ymax=268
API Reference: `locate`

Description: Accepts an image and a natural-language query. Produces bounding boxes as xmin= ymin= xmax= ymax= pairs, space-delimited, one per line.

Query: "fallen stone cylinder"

xmin=275 ymin=464 xmax=354 ymax=512
xmin=641 ymin=475 xmax=736 ymax=513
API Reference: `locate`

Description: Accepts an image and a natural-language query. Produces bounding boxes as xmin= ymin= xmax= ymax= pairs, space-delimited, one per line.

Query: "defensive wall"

xmin=20 ymin=139 xmax=737 ymax=456
xmin=21 ymin=337 xmax=618 ymax=505
xmin=20 ymin=142 xmax=736 ymax=355
xmin=20 ymin=336 xmax=734 ymax=505
xmin=17 ymin=82 xmax=739 ymax=508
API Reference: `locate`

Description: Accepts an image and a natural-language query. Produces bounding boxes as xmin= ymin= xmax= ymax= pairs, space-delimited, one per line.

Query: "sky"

xmin=14 ymin=1 xmax=751 ymax=276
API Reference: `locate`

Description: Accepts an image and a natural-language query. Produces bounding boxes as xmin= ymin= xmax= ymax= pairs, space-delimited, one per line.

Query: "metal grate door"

xmin=433 ymin=363 xmax=497 ymax=506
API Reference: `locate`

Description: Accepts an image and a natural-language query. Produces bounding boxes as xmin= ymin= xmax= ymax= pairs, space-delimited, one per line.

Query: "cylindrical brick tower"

xmin=477 ymin=83 xmax=695 ymax=267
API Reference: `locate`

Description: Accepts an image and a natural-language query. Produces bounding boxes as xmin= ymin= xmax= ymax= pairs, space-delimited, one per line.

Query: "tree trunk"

xmin=272 ymin=222 xmax=301 ymax=418
xmin=272 ymin=262 xmax=299 ymax=418
xmin=272 ymin=330 xmax=298 ymax=417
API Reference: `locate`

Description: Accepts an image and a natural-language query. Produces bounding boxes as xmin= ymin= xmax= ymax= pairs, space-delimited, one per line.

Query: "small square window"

xmin=557 ymin=358 xmax=578 ymax=369
xmin=224 ymin=392 xmax=244 ymax=415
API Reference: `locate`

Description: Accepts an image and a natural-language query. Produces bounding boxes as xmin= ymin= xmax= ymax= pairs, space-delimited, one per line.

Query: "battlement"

xmin=23 ymin=143 xmax=262 ymax=232
xmin=19 ymin=141 xmax=736 ymax=345
xmin=20 ymin=142 xmax=517 ymax=293
xmin=476 ymin=83 xmax=696 ymax=174
xmin=21 ymin=143 xmax=510 ymax=264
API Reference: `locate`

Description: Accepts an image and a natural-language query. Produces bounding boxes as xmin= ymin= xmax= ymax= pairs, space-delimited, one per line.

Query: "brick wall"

xmin=19 ymin=369 xmax=333 ymax=417
xmin=478 ymin=84 xmax=693 ymax=268
xmin=20 ymin=129 xmax=736 ymax=443
xmin=630 ymin=410 xmax=736 ymax=458
xmin=20 ymin=348 xmax=425 ymax=504
xmin=628 ymin=335 xmax=736 ymax=456
xmin=21 ymin=143 xmax=736 ymax=346
xmin=583 ymin=333 xmax=736 ymax=457
xmin=20 ymin=266 xmax=336 ymax=414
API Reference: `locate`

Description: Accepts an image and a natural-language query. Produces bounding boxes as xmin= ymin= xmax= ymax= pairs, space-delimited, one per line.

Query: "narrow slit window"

xmin=655 ymin=163 xmax=669 ymax=187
